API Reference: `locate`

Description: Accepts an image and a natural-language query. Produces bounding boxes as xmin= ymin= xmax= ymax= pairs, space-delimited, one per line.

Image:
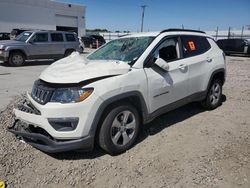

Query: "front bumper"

xmin=8 ymin=91 xmax=103 ymax=153
xmin=8 ymin=120 xmax=94 ymax=153
xmin=0 ymin=51 xmax=8 ymax=61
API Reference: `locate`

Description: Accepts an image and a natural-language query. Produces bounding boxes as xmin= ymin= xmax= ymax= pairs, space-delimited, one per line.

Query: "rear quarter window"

xmin=181 ymin=35 xmax=211 ymax=57
xmin=65 ymin=34 xmax=76 ymax=42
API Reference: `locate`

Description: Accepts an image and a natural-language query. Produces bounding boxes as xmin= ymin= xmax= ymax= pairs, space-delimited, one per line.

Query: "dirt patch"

xmin=0 ymin=56 xmax=250 ymax=188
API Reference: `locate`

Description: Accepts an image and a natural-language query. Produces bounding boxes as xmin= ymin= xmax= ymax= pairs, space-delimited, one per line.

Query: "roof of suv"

xmin=23 ymin=30 xmax=76 ymax=34
xmin=121 ymin=29 xmax=208 ymax=38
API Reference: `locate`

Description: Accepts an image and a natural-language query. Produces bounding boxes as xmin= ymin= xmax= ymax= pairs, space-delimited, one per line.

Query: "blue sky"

xmin=59 ymin=0 xmax=250 ymax=32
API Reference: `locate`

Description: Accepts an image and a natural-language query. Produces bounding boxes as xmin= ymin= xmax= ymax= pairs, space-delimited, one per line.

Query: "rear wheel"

xmin=64 ymin=49 xmax=75 ymax=57
xmin=8 ymin=52 xmax=25 ymax=66
xmin=98 ymin=103 xmax=140 ymax=155
xmin=201 ymin=79 xmax=222 ymax=110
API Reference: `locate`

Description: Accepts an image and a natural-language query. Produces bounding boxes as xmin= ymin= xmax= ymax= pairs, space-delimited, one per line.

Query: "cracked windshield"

xmin=87 ymin=37 xmax=154 ymax=65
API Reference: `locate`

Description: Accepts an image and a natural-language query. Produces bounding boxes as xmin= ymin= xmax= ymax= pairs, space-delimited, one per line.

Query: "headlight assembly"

xmin=50 ymin=88 xmax=93 ymax=103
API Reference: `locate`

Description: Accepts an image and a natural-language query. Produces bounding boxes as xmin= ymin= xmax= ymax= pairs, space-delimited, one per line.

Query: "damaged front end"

xmin=7 ymin=99 xmax=94 ymax=153
xmin=8 ymin=120 xmax=93 ymax=153
xmin=7 ymin=51 xmax=132 ymax=153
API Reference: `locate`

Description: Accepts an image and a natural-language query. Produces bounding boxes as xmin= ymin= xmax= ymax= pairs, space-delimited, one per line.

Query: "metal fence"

xmin=98 ymin=27 xmax=250 ymax=42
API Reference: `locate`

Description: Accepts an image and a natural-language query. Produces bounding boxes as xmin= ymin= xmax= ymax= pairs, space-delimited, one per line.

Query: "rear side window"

xmin=65 ymin=34 xmax=76 ymax=41
xmin=181 ymin=35 xmax=211 ymax=57
xmin=51 ymin=33 xmax=64 ymax=42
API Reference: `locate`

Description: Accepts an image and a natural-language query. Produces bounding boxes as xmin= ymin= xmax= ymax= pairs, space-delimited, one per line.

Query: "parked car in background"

xmin=78 ymin=37 xmax=85 ymax=52
xmin=0 ymin=32 xmax=10 ymax=40
xmin=0 ymin=30 xmax=80 ymax=66
xmin=10 ymin=28 xmax=30 ymax=40
xmin=82 ymin=35 xmax=106 ymax=48
xmin=216 ymin=38 xmax=250 ymax=56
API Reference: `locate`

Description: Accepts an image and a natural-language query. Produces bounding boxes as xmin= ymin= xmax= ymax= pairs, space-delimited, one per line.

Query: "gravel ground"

xmin=0 ymin=56 xmax=250 ymax=188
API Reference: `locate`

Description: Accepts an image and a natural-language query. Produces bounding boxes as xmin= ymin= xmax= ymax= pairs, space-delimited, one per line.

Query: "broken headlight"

xmin=50 ymin=88 xmax=93 ymax=103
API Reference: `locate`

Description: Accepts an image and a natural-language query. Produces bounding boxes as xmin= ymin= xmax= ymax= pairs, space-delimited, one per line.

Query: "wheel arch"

xmin=89 ymin=91 xmax=149 ymax=141
xmin=206 ymin=68 xmax=225 ymax=94
xmin=64 ymin=48 xmax=75 ymax=54
xmin=9 ymin=49 xmax=27 ymax=59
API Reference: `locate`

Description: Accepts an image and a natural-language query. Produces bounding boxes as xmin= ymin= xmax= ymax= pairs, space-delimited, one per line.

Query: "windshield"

xmin=15 ymin=32 xmax=32 ymax=42
xmin=87 ymin=37 xmax=154 ymax=65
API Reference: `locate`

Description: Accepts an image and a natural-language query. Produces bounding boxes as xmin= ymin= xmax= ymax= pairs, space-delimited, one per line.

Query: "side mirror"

xmin=155 ymin=58 xmax=169 ymax=71
xmin=27 ymin=40 xmax=33 ymax=44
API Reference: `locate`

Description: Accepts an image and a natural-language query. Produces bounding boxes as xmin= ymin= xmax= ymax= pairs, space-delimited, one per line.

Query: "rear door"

xmin=50 ymin=33 xmax=65 ymax=58
xmin=180 ymin=35 xmax=212 ymax=95
xmin=227 ymin=39 xmax=235 ymax=52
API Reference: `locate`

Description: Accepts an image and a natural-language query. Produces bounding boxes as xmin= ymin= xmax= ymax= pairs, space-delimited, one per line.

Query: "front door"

xmin=28 ymin=33 xmax=50 ymax=59
xmin=144 ymin=36 xmax=189 ymax=113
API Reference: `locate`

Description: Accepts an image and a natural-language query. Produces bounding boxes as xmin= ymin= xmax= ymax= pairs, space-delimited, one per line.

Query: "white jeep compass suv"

xmin=9 ymin=29 xmax=226 ymax=155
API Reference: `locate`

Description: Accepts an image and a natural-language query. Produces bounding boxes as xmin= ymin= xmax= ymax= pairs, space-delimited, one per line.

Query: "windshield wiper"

xmin=128 ymin=57 xmax=138 ymax=66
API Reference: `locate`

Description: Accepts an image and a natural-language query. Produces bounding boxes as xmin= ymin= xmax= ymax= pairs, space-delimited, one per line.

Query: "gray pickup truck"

xmin=0 ymin=30 xmax=81 ymax=66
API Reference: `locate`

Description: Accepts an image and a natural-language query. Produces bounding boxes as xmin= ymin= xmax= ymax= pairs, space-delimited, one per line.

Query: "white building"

xmin=0 ymin=0 xmax=86 ymax=36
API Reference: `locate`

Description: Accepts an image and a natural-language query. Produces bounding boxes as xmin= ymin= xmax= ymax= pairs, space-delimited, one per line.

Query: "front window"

xmin=153 ymin=37 xmax=180 ymax=62
xmin=32 ymin=33 xmax=48 ymax=42
xmin=87 ymin=37 xmax=154 ymax=65
xmin=15 ymin=32 xmax=32 ymax=42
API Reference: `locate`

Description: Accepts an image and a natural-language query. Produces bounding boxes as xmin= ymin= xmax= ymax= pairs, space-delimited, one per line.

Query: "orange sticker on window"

xmin=188 ymin=41 xmax=196 ymax=51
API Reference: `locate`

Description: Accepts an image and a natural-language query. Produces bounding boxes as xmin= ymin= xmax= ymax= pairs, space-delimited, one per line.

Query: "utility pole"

xmin=227 ymin=26 xmax=231 ymax=39
xmin=215 ymin=26 xmax=219 ymax=41
xmin=141 ymin=5 xmax=147 ymax=32
xmin=241 ymin=26 xmax=244 ymax=39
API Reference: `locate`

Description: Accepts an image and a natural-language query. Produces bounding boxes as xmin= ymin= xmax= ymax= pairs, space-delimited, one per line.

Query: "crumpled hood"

xmin=39 ymin=52 xmax=130 ymax=83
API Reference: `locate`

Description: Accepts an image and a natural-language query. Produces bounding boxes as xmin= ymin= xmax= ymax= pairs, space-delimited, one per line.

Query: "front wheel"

xmin=8 ymin=52 xmax=25 ymax=66
xmin=98 ymin=103 xmax=140 ymax=155
xmin=201 ymin=79 xmax=223 ymax=110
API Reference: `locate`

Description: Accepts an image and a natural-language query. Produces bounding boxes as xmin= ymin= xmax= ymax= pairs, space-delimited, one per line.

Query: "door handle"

xmin=179 ymin=64 xmax=187 ymax=71
xmin=207 ymin=57 xmax=212 ymax=62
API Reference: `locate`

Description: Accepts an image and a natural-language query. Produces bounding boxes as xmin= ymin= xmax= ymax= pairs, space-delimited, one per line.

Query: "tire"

xmin=98 ymin=103 xmax=140 ymax=155
xmin=8 ymin=51 xmax=25 ymax=66
xmin=201 ymin=79 xmax=223 ymax=110
xmin=2 ymin=61 xmax=9 ymax=66
xmin=64 ymin=49 xmax=74 ymax=57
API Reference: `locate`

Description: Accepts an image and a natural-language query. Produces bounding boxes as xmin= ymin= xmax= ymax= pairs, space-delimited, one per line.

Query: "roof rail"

xmin=160 ymin=28 xmax=206 ymax=34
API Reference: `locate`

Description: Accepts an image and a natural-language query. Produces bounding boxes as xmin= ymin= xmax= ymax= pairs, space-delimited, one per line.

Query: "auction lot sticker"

xmin=188 ymin=41 xmax=196 ymax=51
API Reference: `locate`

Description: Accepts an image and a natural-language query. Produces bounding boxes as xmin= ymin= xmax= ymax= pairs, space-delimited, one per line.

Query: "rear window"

xmin=65 ymin=34 xmax=76 ymax=41
xmin=51 ymin=33 xmax=64 ymax=42
xmin=181 ymin=35 xmax=211 ymax=57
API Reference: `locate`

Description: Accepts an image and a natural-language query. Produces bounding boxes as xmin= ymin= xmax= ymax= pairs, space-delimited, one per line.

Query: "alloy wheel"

xmin=110 ymin=110 xmax=136 ymax=146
